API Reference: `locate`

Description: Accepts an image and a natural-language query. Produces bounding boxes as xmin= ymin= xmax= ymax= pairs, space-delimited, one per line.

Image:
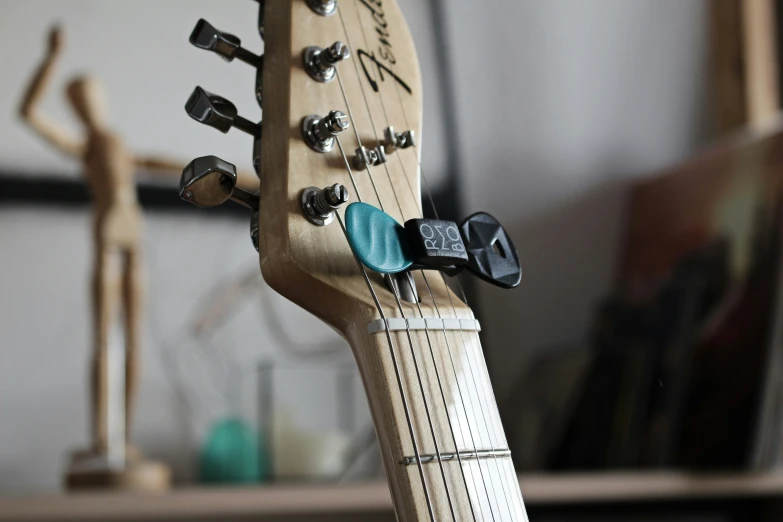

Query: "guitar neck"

xmin=347 ymin=277 xmax=527 ymax=521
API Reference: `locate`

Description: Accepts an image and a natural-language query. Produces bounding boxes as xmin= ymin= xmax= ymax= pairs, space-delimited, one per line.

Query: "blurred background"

xmin=2 ymin=0 xmax=783 ymax=521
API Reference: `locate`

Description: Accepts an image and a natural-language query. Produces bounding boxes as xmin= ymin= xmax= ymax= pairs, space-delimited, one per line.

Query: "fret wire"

xmin=335 ymin=212 xmax=436 ymax=522
xmin=402 ymin=448 xmax=511 ymax=466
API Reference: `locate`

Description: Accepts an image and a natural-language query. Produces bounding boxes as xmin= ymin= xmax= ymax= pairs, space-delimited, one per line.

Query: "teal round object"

xmin=345 ymin=202 xmax=413 ymax=274
xmin=199 ymin=418 xmax=269 ymax=484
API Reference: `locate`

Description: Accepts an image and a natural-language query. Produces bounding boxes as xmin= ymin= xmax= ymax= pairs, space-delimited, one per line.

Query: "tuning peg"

xmin=185 ymin=86 xmax=261 ymax=137
xmin=179 ymin=156 xmax=259 ymax=210
xmin=301 ymin=183 xmax=349 ymax=226
xmin=459 ymin=212 xmax=521 ymax=289
xmin=190 ymin=19 xmax=263 ymax=67
xmin=302 ymin=110 xmax=349 ymax=153
xmin=307 ymin=0 xmax=337 ymax=16
xmin=304 ymin=42 xmax=350 ymax=82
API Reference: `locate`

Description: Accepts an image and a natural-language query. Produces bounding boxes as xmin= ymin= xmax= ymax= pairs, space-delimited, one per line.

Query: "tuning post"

xmin=306 ymin=0 xmax=337 ymax=16
xmin=383 ymin=127 xmax=416 ymax=154
xmin=354 ymin=146 xmax=387 ymax=170
xmin=302 ymin=110 xmax=349 ymax=153
xmin=303 ymin=42 xmax=350 ymax=83
xmin=301 ymin=184 xmax=349 ymax=226
xmin=186 ymin=86 xmax=262 ymax=137
xmin=190 ymin=19 xmax=264 ymax=67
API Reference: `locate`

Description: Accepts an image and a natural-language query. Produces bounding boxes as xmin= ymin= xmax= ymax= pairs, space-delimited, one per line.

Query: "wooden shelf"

xmin=2 ymin=472 xmax=783 ymax=521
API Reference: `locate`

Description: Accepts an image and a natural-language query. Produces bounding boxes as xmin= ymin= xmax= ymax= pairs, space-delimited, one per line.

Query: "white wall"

xmin=0 ymin=0 xmax=448 ymax=185
xmin=0 ymin=0 xmax=711 ymax=492
xmin=442 ymin=0 xmax=710 ymax=394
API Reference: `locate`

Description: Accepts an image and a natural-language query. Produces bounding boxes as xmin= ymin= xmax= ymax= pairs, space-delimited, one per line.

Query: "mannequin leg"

xmin=91 ymin=245 xmax=121 ymax=455
xmin=122 ymin=247 xmax=144 ymax=443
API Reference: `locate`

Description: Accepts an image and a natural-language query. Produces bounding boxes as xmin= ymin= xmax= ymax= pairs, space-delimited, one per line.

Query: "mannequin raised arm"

xmin=18 ymin=26 xmax=84 ymax=159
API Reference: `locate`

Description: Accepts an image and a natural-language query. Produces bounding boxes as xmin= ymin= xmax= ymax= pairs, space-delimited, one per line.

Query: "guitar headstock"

xmin=182 ymin=0 xmax=437 ymax=337
xmin=180 ymin=0 xmax=521 ymax=338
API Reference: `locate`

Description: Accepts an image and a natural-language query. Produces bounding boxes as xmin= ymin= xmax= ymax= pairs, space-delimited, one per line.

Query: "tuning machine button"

xmin=307 ymin=0 xmax=337 ymax=16
xmin=186 ymin=86 xmax=261 ymax=137
xmin=180 ymin=156 xmax=258 ymax=210
xmin=302 ymin=110 xmax=349 ymax=153
xmin=190 ymin=19 xmax=264 ymax=67
xmin=180 ymin=156 xmax=260 ymax=251
xmin=303 ymin=42 xmax=350 ymax=83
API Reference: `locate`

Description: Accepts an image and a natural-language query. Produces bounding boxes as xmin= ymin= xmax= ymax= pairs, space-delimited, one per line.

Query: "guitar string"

xmin=387 ymin=271 xmax=457 ymax=521
xmin=382 ymin=58 xmax=521 ymax=520
xmin=337 ymin=5 xmax=460 ymax=519
xmin=336 ymin=66 xmax=450 ymax=522
xmin=335 ymin=208 xmax=436 ymax=522
xmin=340 ymin=26 xmax=483 ymax=517
xmin=335 ymin=68 xmax=385 ymax=209
xmin=335 ymin=5 xmax=404 ymax=221
xmin=402 ymin=270 xmax=477 ymax=522
xmin=418 ymin=271 xmax=495 ymax=521
xmin=332 ymin=77 xmax=436 ymax=517
xmin=346 ymin=5 xmax=512 ymax=517
xmin=344 ymin=5 xmax=490 ymax=519
xmin=340 ymin=2 xmax=512 ymax=518
xmin=381 ymin=71 xmax=507 ymax=522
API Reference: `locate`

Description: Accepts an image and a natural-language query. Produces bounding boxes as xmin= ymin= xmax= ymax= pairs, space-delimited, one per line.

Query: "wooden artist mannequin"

xmin=18 ymin=26 xmax=183 ymax=491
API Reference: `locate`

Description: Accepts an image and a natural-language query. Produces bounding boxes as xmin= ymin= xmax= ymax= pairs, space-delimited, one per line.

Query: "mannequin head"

xmin=65 ymin=75 xmax=108 ymax=130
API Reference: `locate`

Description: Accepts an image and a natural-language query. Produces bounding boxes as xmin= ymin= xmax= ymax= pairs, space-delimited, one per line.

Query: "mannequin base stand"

xmin=65 ymin=449 xmax=171 ymax=492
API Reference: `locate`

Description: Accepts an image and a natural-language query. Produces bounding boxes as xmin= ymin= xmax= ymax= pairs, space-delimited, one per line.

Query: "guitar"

xmin=180 ymin=1 xmax=527 ymax=520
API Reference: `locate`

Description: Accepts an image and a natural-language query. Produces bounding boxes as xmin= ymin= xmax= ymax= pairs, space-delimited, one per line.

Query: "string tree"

xmin=302 ymin=110 xmax=349 ymax=153
xmin=354 ymin=145 xmax=387 ymax=170
xmin=383 ymin=126 xmax=415 ymax=154
xmin=303 ymin=41 xmax=350 ymax=83
xmin=185 ymin=86 xmax=261 ymax=137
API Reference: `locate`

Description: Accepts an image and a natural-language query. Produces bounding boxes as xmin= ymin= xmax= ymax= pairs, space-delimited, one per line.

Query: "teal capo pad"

xmin=344 ymin=202 xmax=414 ymax=274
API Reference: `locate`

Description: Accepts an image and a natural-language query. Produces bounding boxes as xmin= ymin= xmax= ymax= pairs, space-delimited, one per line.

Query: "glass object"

xmin=257 ymin=359 xmax=380 ymax=482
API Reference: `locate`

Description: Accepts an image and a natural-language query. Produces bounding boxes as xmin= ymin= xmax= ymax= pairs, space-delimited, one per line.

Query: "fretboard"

xmin=346 ymin=277 xmax=528 ymax=521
